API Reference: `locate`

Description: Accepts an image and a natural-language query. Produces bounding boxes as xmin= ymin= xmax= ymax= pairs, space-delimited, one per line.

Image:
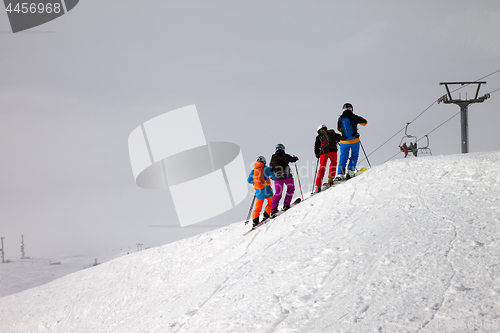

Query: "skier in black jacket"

xmin=269 ymin=144 xmax=299 ymax=214
xmin=314 ymin=125 xmax=341 ymax=193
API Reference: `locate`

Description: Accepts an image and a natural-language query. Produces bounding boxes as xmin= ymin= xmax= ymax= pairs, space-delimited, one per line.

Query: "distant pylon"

xmin=21 ymin=235 xmax=30 ymax=259
xmin=1 ymin=237 xmax=5 ymax=263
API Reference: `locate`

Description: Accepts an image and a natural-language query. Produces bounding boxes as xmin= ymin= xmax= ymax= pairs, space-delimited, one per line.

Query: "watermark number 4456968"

xmin=5 ymin=2 xmax=62 ymax=14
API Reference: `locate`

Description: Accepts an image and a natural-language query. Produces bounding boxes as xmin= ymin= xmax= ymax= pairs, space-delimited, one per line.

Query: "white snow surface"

xmin=0 ymin=254 xmax=128 ymax=299
xmin=1 ymin=152 xmax=499 ymax=333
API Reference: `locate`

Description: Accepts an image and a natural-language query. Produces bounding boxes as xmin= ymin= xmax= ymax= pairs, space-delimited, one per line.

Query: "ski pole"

xmin=245 ymin=194 xmax=256 ymax=224
xmin=294 ymin=162 xmax=304 ymax=200
xmin=311 ymin=158 xmax=319 ymax=194
xmin=360 ymin=140 xmax=372 ymax=168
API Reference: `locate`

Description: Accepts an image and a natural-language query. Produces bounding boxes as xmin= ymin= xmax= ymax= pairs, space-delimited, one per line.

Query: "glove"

xmin=293 ymin=155 xmax=299 ymax=161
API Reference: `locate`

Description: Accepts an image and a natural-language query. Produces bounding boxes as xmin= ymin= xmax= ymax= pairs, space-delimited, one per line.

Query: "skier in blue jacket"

xmin=336 ymin=103 xmax=367 ymax=180
xmin=247 ymin=156 xmax=275 ymax=227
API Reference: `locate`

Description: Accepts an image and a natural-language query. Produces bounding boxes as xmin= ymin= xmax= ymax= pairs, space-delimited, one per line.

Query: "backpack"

xmin=318 ymin=128 xmax=337 ymax=152
xmin=340 ymin=116 xmax=355 ymax=139
xmin=253 ymin=167 xmax=267 ymax=189
xmin=271 ymin=153 xmax=289 ymax=178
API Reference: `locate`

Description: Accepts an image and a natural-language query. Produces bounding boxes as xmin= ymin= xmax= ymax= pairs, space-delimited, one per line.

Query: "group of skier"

xmin=247 ymin=103 xmax=368 ymax=227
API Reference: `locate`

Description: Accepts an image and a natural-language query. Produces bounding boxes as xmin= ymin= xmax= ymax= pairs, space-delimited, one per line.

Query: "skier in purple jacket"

xmin=269 ymin=144 xmax=299 ymax=215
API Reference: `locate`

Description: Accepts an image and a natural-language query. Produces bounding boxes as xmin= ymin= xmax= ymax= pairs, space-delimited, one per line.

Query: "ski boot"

xmin=262 ymin=212 xmax=270 ymax=222
xmin=337 ymin=168 xmax=346 ymax=180
xmin=252 ymin=217 xmax=260 ymax=228
xmin=328 ymin=178 xmax=335 ymax=186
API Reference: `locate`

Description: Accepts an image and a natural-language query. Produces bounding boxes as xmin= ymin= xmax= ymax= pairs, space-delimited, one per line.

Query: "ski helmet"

xmin=275 ymin=143 xmax=285 ymax=151
xmin=343 ymin=103 xmax=353 ymax=112
xmin=317 ymin=124 xmax=327 ymax=132
xmin=256 ymin=156 xmax=266 ymax=164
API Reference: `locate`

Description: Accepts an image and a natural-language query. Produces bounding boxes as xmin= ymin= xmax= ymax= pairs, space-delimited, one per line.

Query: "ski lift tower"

xmin=21 ymin=234 xmax=30 ymax=259
xmin=438 ymin=81 xmax=490 ymax=153
xmin=1 ymin=237 xmax=5 ymax=263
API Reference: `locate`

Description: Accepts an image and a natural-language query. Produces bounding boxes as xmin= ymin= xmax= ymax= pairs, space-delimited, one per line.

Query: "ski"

xmin=270 ymin=197 xmax=302 ymax=219
xmin=321 ymin=167 xmax=368 ymax=191
xmin=243 ymin=197 xmax=302 ymax=236
xmin=334 ymin=167 xmax=367 ymax=186
xmin=243 ymin=218 xmax=269 ymax=236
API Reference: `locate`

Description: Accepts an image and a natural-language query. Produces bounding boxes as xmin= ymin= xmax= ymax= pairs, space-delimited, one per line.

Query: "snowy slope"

xmin=0 ymin=152 xmax=499 ymax=333
xmin=0 ymin=253 xmax=130 ymax=299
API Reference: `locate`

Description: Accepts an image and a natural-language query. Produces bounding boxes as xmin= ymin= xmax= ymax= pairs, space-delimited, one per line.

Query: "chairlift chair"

xmin=417 ymin=135 xmax=432 ymax=156
xmin=399 ymin=123 xmax=418 ymax=157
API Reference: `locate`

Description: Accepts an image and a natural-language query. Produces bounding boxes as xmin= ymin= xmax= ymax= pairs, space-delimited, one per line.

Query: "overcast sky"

xmin=1 ymin=0 xmax=499 ymax=257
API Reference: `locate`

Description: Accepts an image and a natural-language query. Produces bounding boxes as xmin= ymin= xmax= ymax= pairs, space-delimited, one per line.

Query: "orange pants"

xmin=252 ymin=196 xmax=273 ymax=220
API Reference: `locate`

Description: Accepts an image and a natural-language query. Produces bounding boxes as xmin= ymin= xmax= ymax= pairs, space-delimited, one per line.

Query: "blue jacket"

xmin=247 ymin=162 xmax=275 ymax=199
xmin=337 ymin=110 xmax=368 ymax=144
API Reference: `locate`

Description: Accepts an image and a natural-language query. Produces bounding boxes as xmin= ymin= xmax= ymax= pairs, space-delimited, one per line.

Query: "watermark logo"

xmin=128 ymin=105 xmax=248 ymax=227
xmin=3 ymin=0 xmax=79 ymax=33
